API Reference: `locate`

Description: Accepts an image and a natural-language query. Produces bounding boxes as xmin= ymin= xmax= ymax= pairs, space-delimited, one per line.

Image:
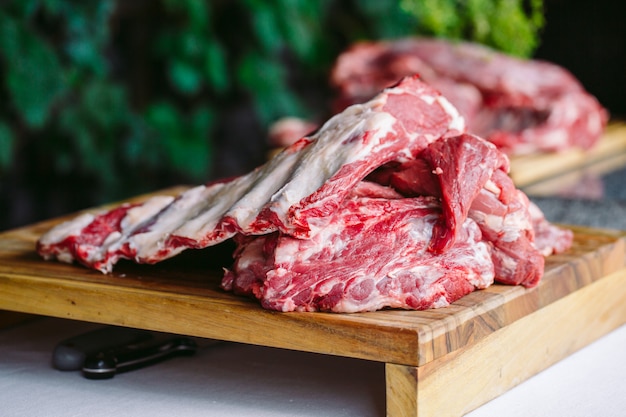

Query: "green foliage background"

xmin=0 ymin=0 xmax=543 ymax=230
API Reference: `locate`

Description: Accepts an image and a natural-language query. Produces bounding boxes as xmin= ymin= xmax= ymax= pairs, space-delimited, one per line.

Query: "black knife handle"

xmin=82 ymin=336 xmax=198 ymax=379
xmin=53 ymin=326 xmax=153 ymax=371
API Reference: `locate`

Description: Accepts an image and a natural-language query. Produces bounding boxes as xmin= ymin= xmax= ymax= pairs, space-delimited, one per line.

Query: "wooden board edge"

xmin=414 ymin=224 xmax=626 ymax=365
xmin=0 ymin=273 xmax=421 ymax=365
xmin=1 ymin=223 xmax=624 ymax=368
xmin=387 ymin=266 xmax=626 ymax=417
xmin=386 ymin=363 xmax=419 ymax=417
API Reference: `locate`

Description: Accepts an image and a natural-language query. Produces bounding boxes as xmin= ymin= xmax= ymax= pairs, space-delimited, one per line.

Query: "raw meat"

xmin=528 ymin=200 xmax=575 ymax=257
xmin=37 ymin=75 xmax=464 ymax=273
xmin=367 ymin=134 xmax=536 ymax=286
xmin=223 ymin=186 xmax=494 ymax=313
xmin=222 ymin=134 xmax=572 ymax=312
xmin=330 ymin=38 xmax=608 ymax=154
xmin=369 ymin=134 xmax=572 ymax=287
xmin=37 ymin=74 xmax=574 ymax=313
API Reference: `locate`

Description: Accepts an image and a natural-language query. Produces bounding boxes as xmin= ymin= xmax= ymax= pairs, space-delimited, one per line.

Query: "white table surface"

xmin=1 ymin=316 xmax=625 ymax=417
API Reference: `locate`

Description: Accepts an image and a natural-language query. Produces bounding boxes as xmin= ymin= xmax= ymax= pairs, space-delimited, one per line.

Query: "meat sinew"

xmin=37 ymin=75 xmax=573 ymax=312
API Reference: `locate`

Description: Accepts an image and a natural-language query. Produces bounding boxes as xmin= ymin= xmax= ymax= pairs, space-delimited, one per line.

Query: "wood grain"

xmin=386 ymin=363 xmax=418 ymax=417
xmin=0 ymin=199 xmax=624 ymax=369
xmin=396 ymin=266 xmax=626 ymax=417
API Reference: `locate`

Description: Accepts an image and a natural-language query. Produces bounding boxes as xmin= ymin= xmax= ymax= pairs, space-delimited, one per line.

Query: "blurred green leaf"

xmin=0 ymin=11 xmax=67 ymax=128
xmin=81 ymin=81 xmax=129 ymax=130
xmin=180 ymin=31 xmax=204 ymax=59
xmin=190 ymin=105 xmax=213 ymax=135
xmin=64 ymin=37 xmax=105 ymax=76
xmin=466 ymin=0 xmax=493 ymax=43
xmin=400 ymin=0 xmax=544 ymax=57
xmin=145 ymin=101 xmax=213 ymax=179
xmin=246 ymin=1 xmax=283 ymax=54
xmin=169 ymin=59 xmax=203 ymax=95
xmin=12 ymin=0 xmax=40 ymax=18
xmin=237 ymin=51 xmax=305 ymax=123
xmin=275 ymin=0 xmax=316 ymax=60
xmin=0 ymin=121 xmax=15 ymax=170
xmin=169 ymin=113 xmax=213 ymax=179
xmin=145 ymin=101 xmax=180 ymax=135
xmin=356 ymin=0 xmax=417 ymax=38
xmin=401 ymin=0 xmax=461 ymax=38
xmin=488 ymin=0 xmax=543 ymax=57
xmin=204 ymin=41 xmax=229 ymax=93
xmin=163 ymin=0 xmax=209 ymax=29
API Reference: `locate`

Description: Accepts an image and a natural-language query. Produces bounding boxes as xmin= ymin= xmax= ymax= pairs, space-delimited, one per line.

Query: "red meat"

xmin=330 ymin=38 xmax=608 ymax=154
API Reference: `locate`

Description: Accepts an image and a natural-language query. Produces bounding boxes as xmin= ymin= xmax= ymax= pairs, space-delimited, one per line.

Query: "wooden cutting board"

xmin=1 ymin=196 xmax=625 ymax=416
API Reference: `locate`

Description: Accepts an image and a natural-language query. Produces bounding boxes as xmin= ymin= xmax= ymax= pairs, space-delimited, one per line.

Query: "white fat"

xmin=431 ymin=295 xmax=451 ymax=309
xmin=130 ymin=185 xmax=224 ymax=258
xmin=272 ymin=239 xmax=305 ymax=264
xmin=474 ymin=212 xmax=501 ymax=233
xmin=586 ymin=110 xmax=603 ymax=134
xmin=224 ymin=148 xmax=305 ymax=230
xmin=526 ymin=200 xmax=544 ymax=222
xmin=267 ymin=99 xmax=398 ymax=221
xmin=273 ymin=226 xmax=342 ymax=265
xmin=79 ymin=244 xmax=101 ymax=264
xmin=56 ymin=251 xmax=78 ymax=264
xmin=502 ymin=209 xmax=532 ymax=242
xmin=408 ymin=265 xmax=445 ymax=287
xmin=436 ymin=95 xmax=466 ymax=134
xmin=420 ymin=94 xmax=436 ymax=105
xmin=408 ymin=215 xmax=437 ymax=243
xmin=483 ymin=179 xmax=501 ymax=195
xmin=171 ymin=180 xmax=254 ymax=239
xmin=121 ymin=196 xmax=175 ymax=230
xmin=236 ymin=238 xmax=266 ymax=270
xmin=497 ymin=253 xmax=519 ymax=276
xmin=85 ymin=195 xmax=177 ymax=263
xmin=465 ymin=242 xmax=495 ymax=288
xmin=474 ymin=208 xmax=529 ymax=243
xmin=102 ymin=231 xmax=122 ymax=247
xmin=38 ymin=213 xmax=96 ymax=245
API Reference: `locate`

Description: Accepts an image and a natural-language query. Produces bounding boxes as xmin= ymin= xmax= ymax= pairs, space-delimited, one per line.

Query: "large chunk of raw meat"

xmin=395 ymin=135 xmax=544 ymax=283
xmin=369 ymin=134 xmax=571 ymax=287
xmin=37 ymin=74 xmax=574 ymax=313
xmin=37 ymin=75 xmax=464 ymax=273
xmin=222 ymin=186 xmax=494 ymax=313
xmin=330 ymin=38 xmax=608 ymax=154
xmin=222 ymin=134 xmax=572 ymax=313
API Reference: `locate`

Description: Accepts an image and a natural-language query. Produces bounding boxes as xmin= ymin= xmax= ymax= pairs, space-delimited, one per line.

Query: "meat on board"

xmin=37 ymin=75 xmax=574 ymax=312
